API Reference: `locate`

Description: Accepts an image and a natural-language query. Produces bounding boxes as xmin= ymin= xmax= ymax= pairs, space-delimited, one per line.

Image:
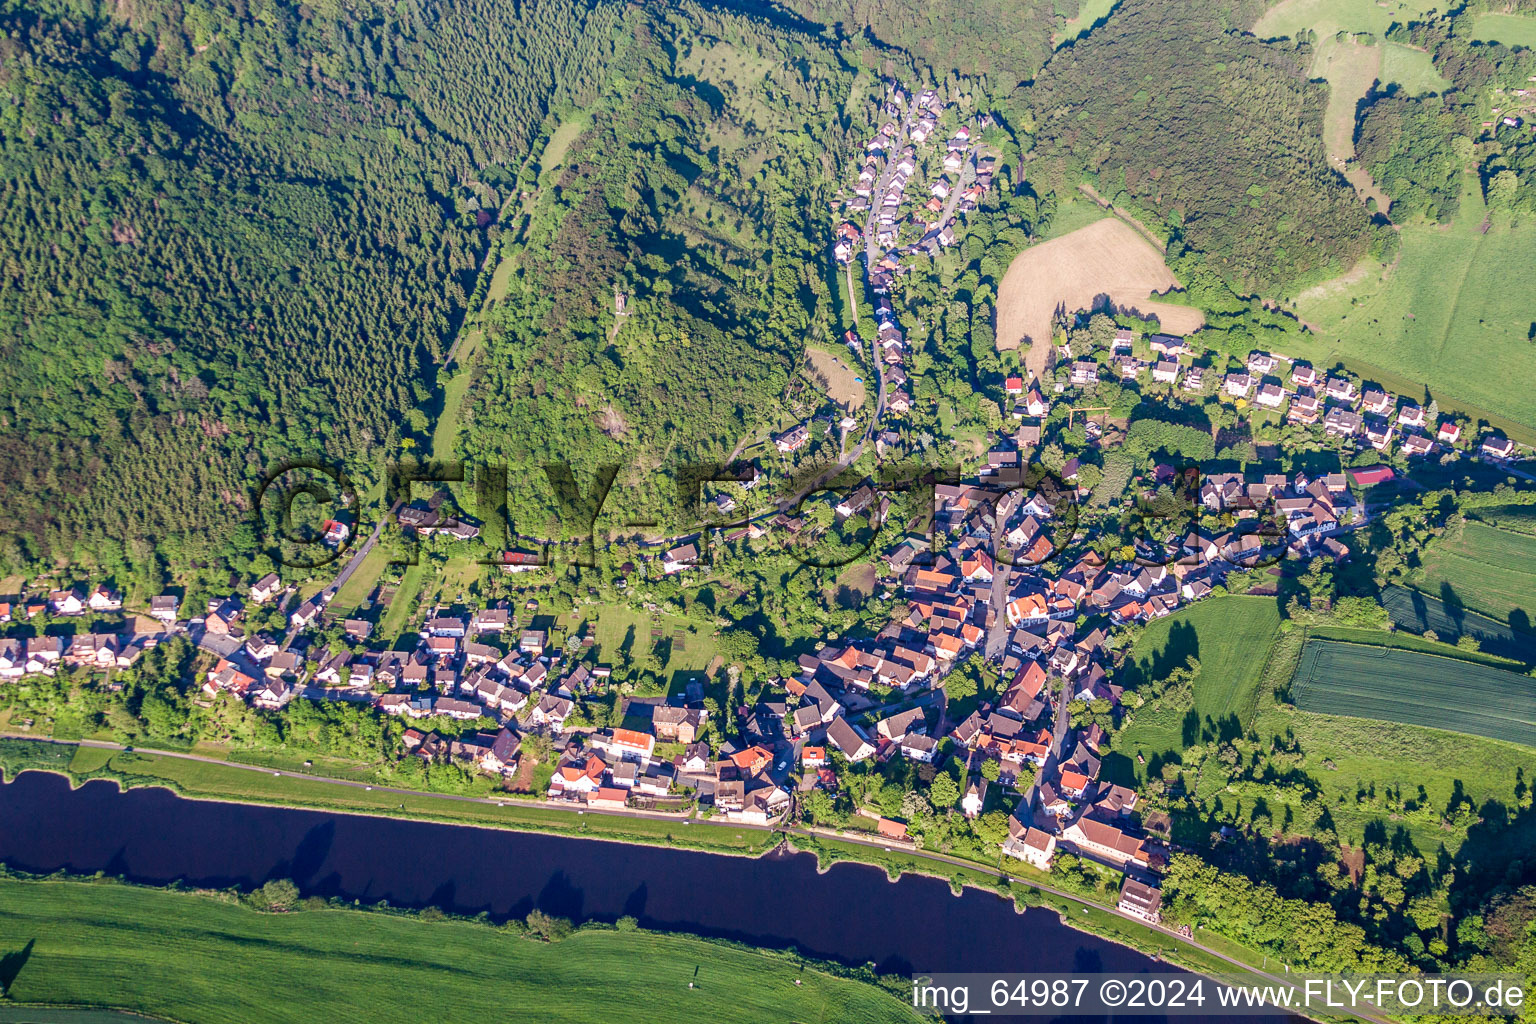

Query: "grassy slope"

xmin=1251 ymin=3 xmax=1536 ymax=434
xmin=1416 ymin=521 xmax=1536 ymax=625
xmin=1472 ymin=12 xmax=1536 ymax=48
xmin=1311 ymin=620 xmax=1529 ymax=668
xmin=328 ymin=541 xmax=390 ymax=618
xmin=1040 ymin=197 xmax=1111 ymax=241
xmin=376 ymin=561 xmax=426 ymax=645
xmin=1252 ymin=0 xmax=1445 ymax=209
xmin=1256 ymin=630 xmax=1533 ymax=854
xmin=1109 ymin=596 xmax=1283 ymax=781
xmin=0 ymin=878 xmax=917 ymax=1024
xmin=1252 ymin=702 xmax=1532 ymax=854
xmin=1254 ymin=0 xmax=1446 ymax=95
xmin=1288 ymin=179 xmax=1536 ymax=435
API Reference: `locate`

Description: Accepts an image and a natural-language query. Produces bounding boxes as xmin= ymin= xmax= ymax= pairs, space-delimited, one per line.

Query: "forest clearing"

xmin=994 ymin=218 xmax=1205 ymax=379
xmin=804 ymin=346 xmax=867 ymax=412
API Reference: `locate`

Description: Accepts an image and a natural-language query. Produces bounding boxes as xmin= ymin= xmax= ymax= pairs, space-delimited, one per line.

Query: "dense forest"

xmin=775 ymin=0 xmax=1061 ymax=89
xmin=0 ymin=0 xmax=621 ymax=584
xmin=1356 ymin=93 xmax=1469 ymax=223
xmin=459 ymin=5 xmax=862 ymax=534
xmin=1022 ymin=0 xmax=1373 ymax=292
xmin=0 ymin=0 xmax=1411 ymax=574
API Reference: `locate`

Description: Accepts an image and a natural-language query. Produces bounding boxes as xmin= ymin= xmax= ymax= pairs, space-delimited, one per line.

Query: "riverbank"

xmin=0 ymin=738 xmax=775 ymax=858
xmin=0 ymin=874 xmax=920 ymax=1024
xmin=0 ymin=737 xmax=1334 ymax=1018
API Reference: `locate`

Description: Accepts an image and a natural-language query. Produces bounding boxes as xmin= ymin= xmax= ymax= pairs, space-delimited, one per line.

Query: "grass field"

xmin=329 ymin=541 xmax=390 ymax=617
xmin=1471 ymin=503 xmax=1536 ymax=535
xmin=804 ymin=345 xmax=867 ymax=412
xmin=1054 ymin=0 xmax=1120 ymax=47
xmin=587 ymin=604 xmax=721 ymax=691
xmin=0 ymin=878 xmax=917 ymax=1024
xmin=1472 ymin=12 xmax=1536 ymax=48
xmin=1255 ymin=0 xmax=1447 ymax=93
xmin=1287 ymin=179 xmax=1536 ymax=434
xmin=1289 ymin=639 xmax=1536 ymax=747
xmin=995 ymin=219 xmax=1205 ymax=377
xmin=377 ymin=561 xmax=425 ymax=644
xmin=1252 ymin=702 xmax=1534 ymax=854
xmin=1109 ymin=597 xmax=1283 ymax=782
xmin=1309 ymin=36 xmax=1392 ymax=206
xmin=1416 ymin=521 xmax=1536 ymax=627
xmin=1040 ymin=197 xmax=1111 ymax=241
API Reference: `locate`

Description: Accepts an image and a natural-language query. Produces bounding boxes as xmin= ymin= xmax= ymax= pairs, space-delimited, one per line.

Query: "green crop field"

xmin=1108 ymin=597 xmax=1283 ymax=783
xmin=1471 ymin=503 xmax=1536 ymax=536
xmin=1289 ymin=639 xmax=1536 ymax=747
xmin=1321 ymin=606 xmax=1534 ymax=667
xmin=0 ymin=878 xmax=918 ymax=1024
xmin=1416 ymin=521 xmax=1536 ymax=627
xmin=1472 ymin=12 xmax=1536 ymax=48
xmin=1287 ymin=181 xmax=1536 ymax=435
xmin=1380 ymin=585 xmax=1536 ymax=664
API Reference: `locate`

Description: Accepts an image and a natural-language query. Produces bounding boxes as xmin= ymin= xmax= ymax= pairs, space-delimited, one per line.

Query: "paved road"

xmin=1480 ymin=454 xmax=1536 ymax=483
xmin=45 ymin=737 xmax=700 ymax=825
xmin=282 ymin=509 xmax=392 ymax=647
xmin=920 ymin=148 xmax=975 ymax=247
xmin=989 ymin=561 xmax=1013 ymax=666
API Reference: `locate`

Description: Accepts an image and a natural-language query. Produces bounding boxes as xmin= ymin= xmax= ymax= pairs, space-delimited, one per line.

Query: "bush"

xmin=245 ymin=878 xmax=299 ymax=912
xmin=525 ymin=909 xmax=574 ymax=942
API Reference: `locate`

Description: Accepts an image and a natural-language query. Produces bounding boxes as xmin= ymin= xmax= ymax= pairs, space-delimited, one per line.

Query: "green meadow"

xmin=1108 ymin=597 xmax=1284 ymax=783
xmin=1471 ymin=12 xmax=1536 ymax=48
xmin=0 ymin=878 xmax=918 ymax=1024
xmin=1416 ymin=521 xmax=1536 ymax=627
xmin=1288 ymin=181 xmax=1536 ymax=436
xmin=1251 ymin=702 xmax=1534 ymax=855
xmin=1254 ymin=0 xmax=1447 ymax=98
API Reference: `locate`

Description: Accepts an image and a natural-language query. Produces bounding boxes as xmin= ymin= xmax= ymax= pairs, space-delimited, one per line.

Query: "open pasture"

xmin=1108 ymin=597 xmax=1283 ymax=784
xmin=1472 ymin=12 xmax=1536 ymax=48
xmin=1287 ymin=183 xmax=1536 ymax=433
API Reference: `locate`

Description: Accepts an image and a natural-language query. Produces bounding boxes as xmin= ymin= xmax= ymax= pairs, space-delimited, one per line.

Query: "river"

xmin=0 ymin=771 xmax=1277 ymax=1020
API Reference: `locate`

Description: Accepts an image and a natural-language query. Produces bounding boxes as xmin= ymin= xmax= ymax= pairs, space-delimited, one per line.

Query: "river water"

xmin=0 ymin=771 xmax=1274 ymax=1020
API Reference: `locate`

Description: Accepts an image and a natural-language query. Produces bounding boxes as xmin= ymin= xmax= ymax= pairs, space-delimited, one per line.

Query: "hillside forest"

xmin=3 ymin=0 xmax=1536 ymax=993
